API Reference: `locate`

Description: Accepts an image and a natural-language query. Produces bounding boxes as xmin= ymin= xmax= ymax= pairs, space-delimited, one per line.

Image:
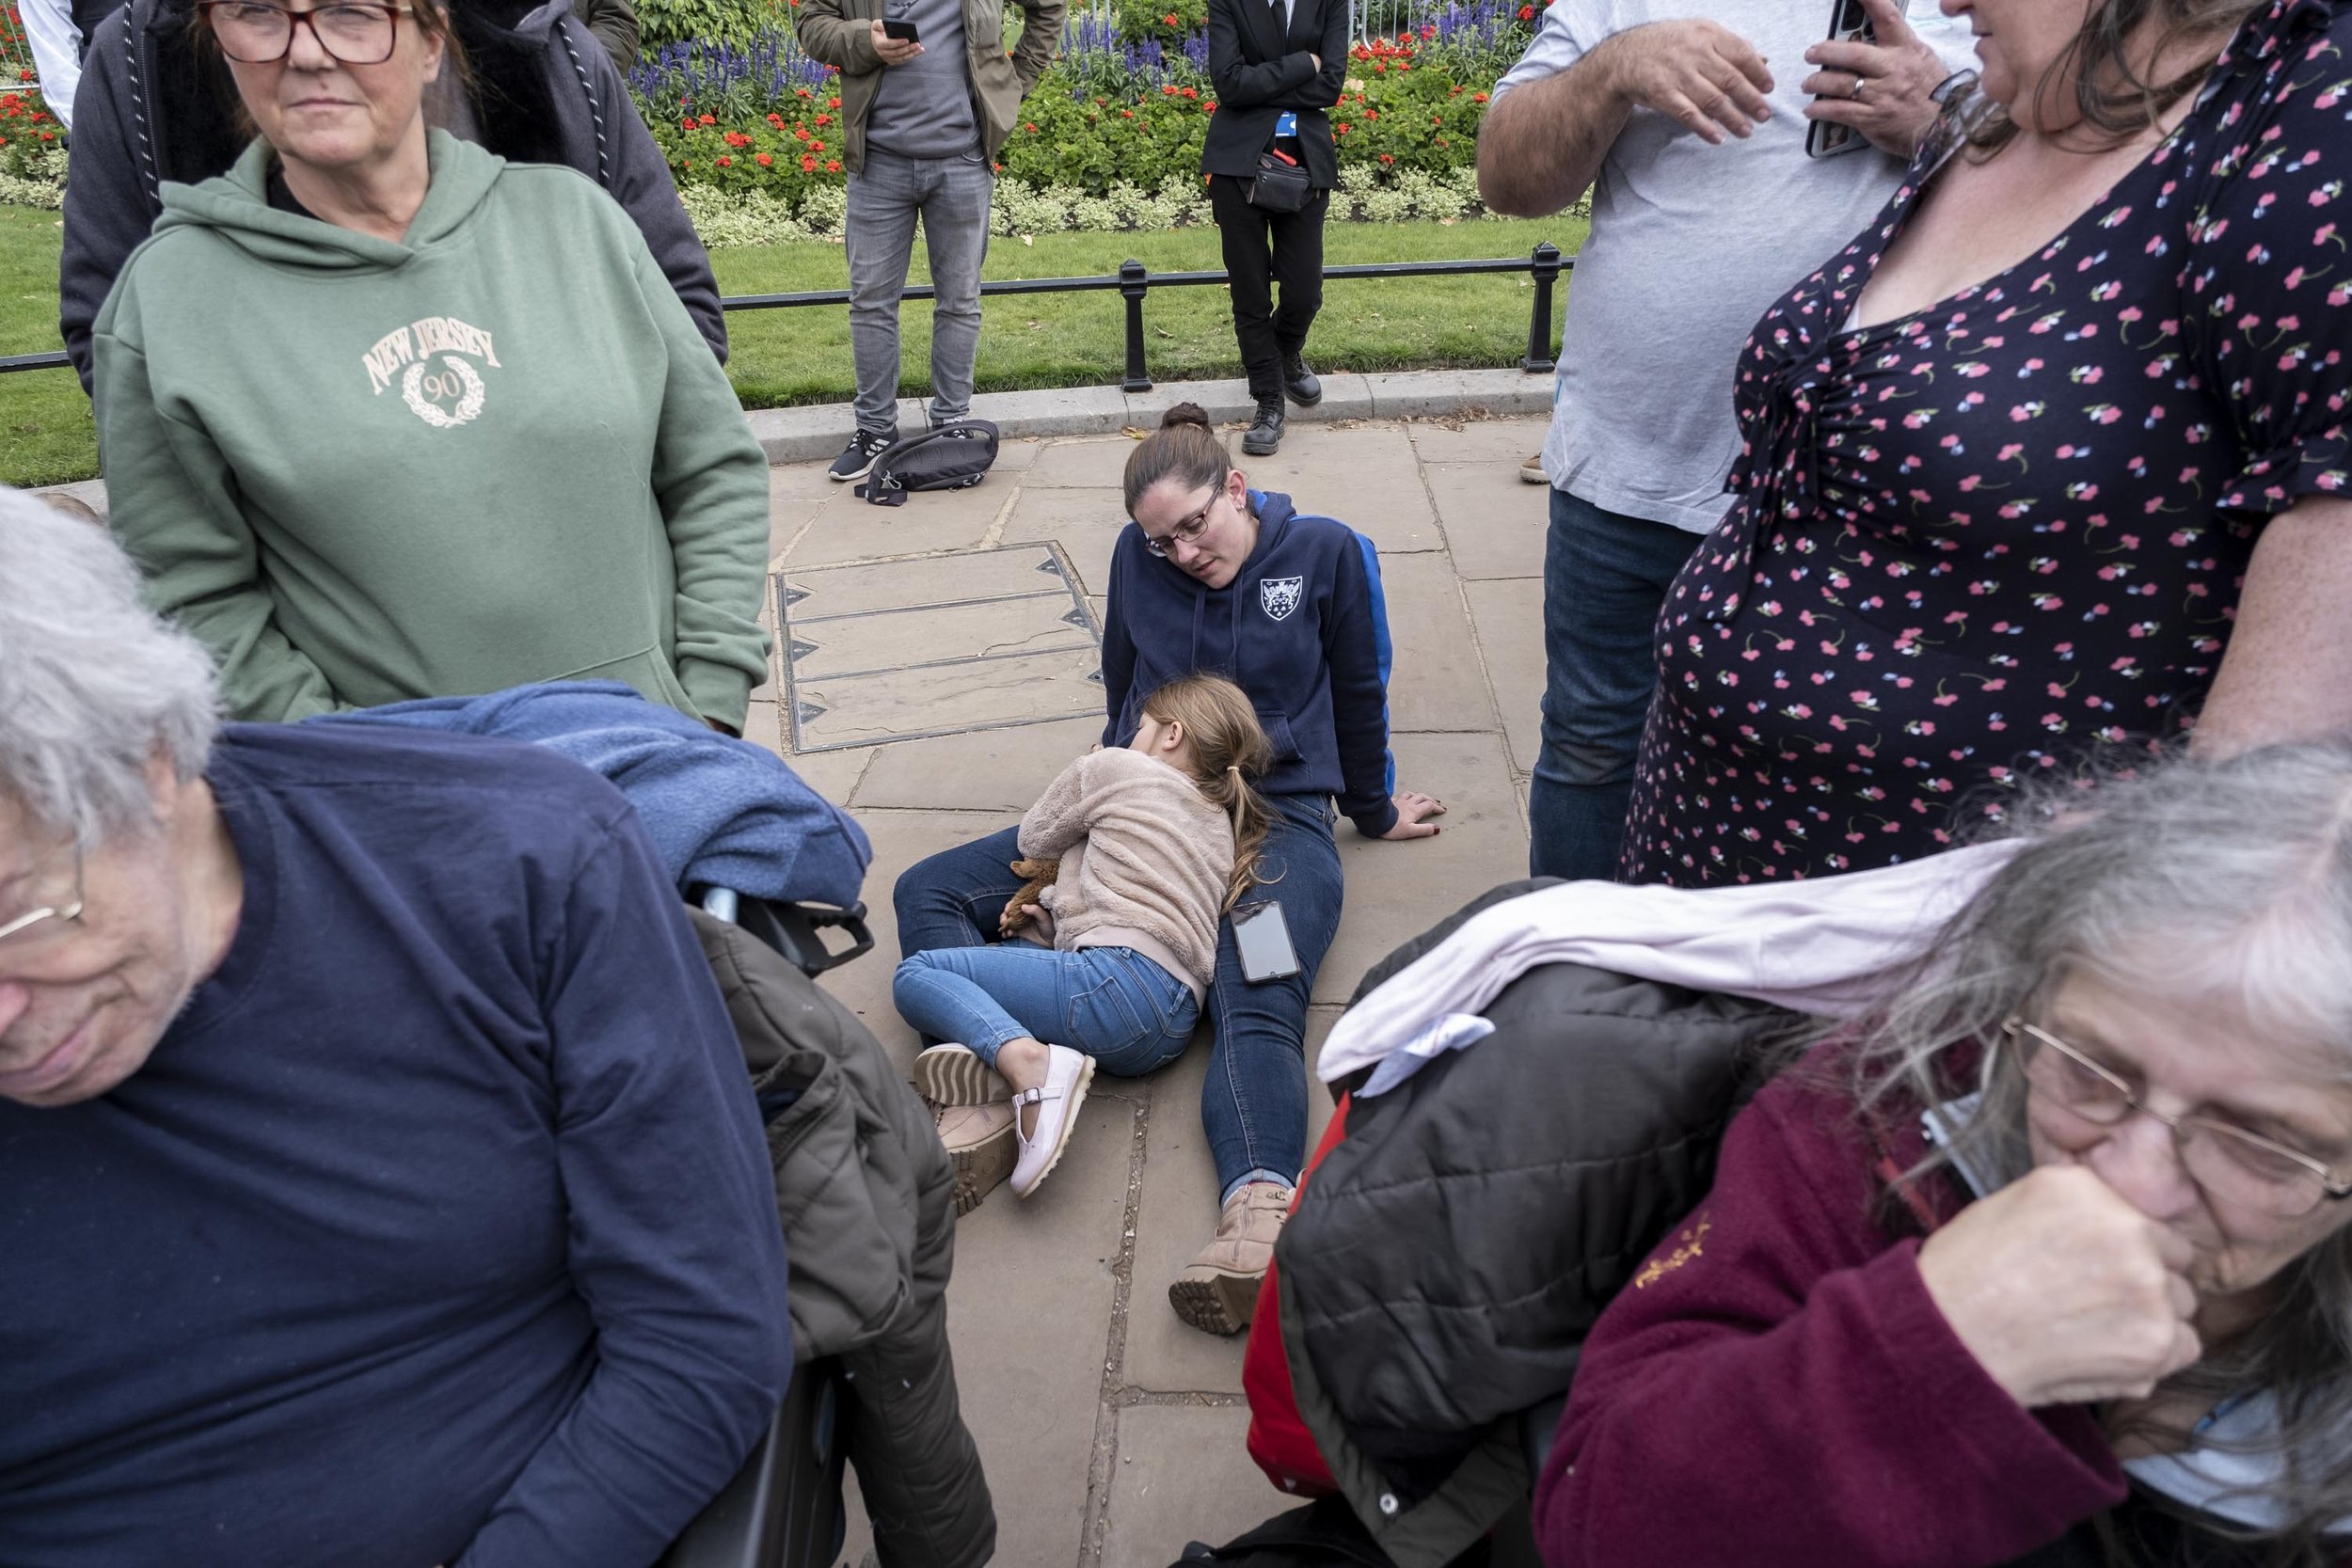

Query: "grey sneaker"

xmin=828 ymin=428 xmax=895 ymax=483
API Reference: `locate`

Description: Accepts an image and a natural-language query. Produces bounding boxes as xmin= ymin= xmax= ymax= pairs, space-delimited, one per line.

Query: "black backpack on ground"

xmin=852 ymin=420 xmax=1000 ymax=507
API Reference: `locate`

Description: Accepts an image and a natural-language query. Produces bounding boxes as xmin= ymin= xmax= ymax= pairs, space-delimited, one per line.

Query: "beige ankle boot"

xmin=1168 ymin=1180 xmax=1293 ymax=1336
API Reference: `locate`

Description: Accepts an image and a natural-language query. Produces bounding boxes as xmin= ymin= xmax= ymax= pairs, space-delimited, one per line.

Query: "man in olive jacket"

xmin=794 ymin=0 xmax=1061 ymax=483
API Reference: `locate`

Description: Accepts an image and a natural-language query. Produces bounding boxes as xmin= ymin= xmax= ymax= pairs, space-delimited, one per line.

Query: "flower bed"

xmin=634 ymin=0 xmax=1542 ymax=233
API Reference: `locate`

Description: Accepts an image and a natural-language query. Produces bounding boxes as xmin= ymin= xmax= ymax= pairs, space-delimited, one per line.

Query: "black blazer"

xmin=1200 ymin=0 xmax=1349 ymax=189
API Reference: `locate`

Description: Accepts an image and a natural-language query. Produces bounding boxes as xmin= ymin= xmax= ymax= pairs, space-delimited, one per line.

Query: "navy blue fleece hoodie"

xmin=1101 ymin=490 xmax=1398 ymax=838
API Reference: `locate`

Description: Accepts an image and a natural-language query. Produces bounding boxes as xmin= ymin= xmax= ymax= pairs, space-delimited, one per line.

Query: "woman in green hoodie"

xmin=91 ymin=0 xmax=771 ymax=730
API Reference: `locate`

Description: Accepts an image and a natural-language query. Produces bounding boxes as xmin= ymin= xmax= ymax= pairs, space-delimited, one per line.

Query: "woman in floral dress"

xmin=1623 ymin=0 xmax=2352 ymax=886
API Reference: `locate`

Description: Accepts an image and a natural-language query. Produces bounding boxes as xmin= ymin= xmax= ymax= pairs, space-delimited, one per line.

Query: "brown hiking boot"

xmin=937 ymin=1101 xmax=1016 ymax=1216
xmin=1168 ymin=1180 xmax=1293 ymax=1335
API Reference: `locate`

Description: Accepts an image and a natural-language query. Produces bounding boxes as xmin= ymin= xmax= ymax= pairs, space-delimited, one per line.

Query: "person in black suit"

xmin=1202 ymin=0 xmax=1348 ymax=455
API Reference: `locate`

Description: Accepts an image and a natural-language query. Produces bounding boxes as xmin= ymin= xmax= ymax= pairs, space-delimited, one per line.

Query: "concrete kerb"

xmin=742 ymin=367 xmax=1555 ymax=465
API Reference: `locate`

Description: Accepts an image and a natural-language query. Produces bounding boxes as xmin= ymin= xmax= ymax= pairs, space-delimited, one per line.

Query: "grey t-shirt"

xmin=1491 ymin=0 xmax=1975 ymax=533
xmin=866 ymin=0 xmax=980 ymax=159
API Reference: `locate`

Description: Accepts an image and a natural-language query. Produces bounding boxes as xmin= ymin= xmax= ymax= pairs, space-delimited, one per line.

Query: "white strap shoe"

xmin=1009 ymin=1044 xmax=1096 ymax=1197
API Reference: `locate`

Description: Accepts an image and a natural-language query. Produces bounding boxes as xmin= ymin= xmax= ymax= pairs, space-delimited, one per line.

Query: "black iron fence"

xmin=0 ymin=241 xmax=1571 ymax=385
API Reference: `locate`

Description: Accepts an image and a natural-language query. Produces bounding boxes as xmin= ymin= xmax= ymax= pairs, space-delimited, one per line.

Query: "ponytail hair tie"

xmin=1227 ymin=765 xmax=1242 ymax=778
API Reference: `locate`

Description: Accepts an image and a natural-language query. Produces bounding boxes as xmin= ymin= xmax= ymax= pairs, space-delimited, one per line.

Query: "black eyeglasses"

xmin=2005 ymin=1018 xmax=2352 ymax=1220
xmin=200 ymin=1 xmax=413 ymax=65
xmin=1141 ymin=491 xmax=1222 ymax=559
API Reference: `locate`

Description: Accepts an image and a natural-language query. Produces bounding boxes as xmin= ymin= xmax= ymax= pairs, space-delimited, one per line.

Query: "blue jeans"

xmin=892 ymin=944 xmax=1199 ymax=1074
xmin=894 ymin=793 xmax=1343 ymax=1207
xmin=1529 ymin=488 xmax=1705 ymax=883
xmin=846 ymin=146 xmax=993 ymax=435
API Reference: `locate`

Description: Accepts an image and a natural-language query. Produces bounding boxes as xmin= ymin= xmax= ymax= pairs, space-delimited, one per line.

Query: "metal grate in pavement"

xmin=775 ymin=544 xmax=1104 ymax=752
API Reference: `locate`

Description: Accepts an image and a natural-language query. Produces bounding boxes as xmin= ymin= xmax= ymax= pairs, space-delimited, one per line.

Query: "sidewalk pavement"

xmin=746 ymin=390 xmax=1554 ymax=1568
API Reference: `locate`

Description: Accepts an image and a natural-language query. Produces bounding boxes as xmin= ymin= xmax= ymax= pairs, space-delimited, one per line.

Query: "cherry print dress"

xmin=1621 ymin=0 xmax=2352 ymax=888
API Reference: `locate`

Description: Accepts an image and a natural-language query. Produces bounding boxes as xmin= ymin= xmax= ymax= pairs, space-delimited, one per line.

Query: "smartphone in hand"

xmin=882 ymin=17 xmax=920 ymax=40
xmin=1804 ymin=0 xmax=1873 ymax=159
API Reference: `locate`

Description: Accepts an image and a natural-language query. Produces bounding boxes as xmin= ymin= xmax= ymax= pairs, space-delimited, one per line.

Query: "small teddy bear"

xmin=998 ymin=858 xmax=1060 ymax=935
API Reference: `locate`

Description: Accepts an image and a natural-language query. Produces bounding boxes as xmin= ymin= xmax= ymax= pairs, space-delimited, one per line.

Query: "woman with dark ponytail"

xmin=898 ymin=404 xmax=1445 ymax=1335
xmin=1199 ymin=0 xmax=1348 ymax=456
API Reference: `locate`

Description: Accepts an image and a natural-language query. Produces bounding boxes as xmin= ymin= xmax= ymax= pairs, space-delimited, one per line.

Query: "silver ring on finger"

xmin=1851 ymin=74 xmax=1868 ymax=101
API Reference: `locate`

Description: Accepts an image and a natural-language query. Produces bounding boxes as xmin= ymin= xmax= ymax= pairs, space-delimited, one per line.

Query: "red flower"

xmin=1365 ymin=108 xmax=1377 ymax=119
xmin=826 ymin=159 xmax=842 ymax=172
xmin=828 ymin=96 xmax=841 ymax=107
xmin=810 ymin=139 xmax=825 ymax=151
xmin=1202 ymin=101 xmax=1216 ymax=112
xmin=1161 ymin=10 xmax=1174 ymax=20
xmin=1120 ymin=107 xmax=1135 ymax=117
xmin=1181 ymin=86 xmax=1198 ymax=98
xmin=815 ymin=113 xmax=830 ymax=125
xmin=1334 ymin=121 xmax=1348 ymax=133
xmin=1471 ymin=90 xmax=1488 ymax=103
xmin=697 ymin=113 xmax=715 ymax=125
xmin=1378 ymin=151 xmax=1393 ymax=164
xmin=796 ymin=87 xmax=812 ymax=97
xmin=801 ymin=154 xmax=818 ymax=171
xmin=1162 ymin=84 xmax=1175 ymax=94
xmin=1517 ymin=4 xmax=1533 ymax=16
xmin=716 ymin=154 xmax=732 ymax=166
xmin=755 ymin=151 xmax=773 ymax=166
xmin=1023 ymin=120 xmax=1037 ymax=131
xmin=680 ymin=116 xmax=696 ymax=130
xmin=723 ymin=130 xmax=751 ymax=148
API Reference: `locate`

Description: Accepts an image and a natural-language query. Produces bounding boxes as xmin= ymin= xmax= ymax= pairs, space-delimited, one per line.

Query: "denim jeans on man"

xmin=1529 ymin=486 xmax=1705 ymax=883
xmin=846 ymin=146 xmax=993 ymax=435
xmin=894 ymin=792 xmax=1343 ymax=1205
xmin=893 ymin=944 xmax=1199 ymax=1076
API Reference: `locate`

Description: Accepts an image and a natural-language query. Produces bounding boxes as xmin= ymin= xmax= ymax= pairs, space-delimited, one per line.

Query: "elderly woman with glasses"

xmin=1539 ymin=739 xmax=2352 ymax=1566
xmin=0 ymin=490 xmax=792 ymax=1565
xmin=88 ymin=0 xmax=771 ymax=732
xmin=894 ymin=401 xmax=1442 ymax=1337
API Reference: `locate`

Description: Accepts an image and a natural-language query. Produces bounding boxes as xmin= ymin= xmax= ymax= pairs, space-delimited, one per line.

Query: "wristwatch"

xmin=1930 ymin=68 xmax=1979 ymax=107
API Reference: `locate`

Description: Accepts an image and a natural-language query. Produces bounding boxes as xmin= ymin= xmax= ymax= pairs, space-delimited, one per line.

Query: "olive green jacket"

xmin=792 ymin=0 xmax=1063 ymax=173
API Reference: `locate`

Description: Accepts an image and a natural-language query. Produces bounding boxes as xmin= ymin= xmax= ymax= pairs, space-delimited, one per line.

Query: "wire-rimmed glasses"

xmin=2005 ymin=1017 xmax=2352 ymax=1220
xmin=0 ymin=840 xmax=85 ymax=951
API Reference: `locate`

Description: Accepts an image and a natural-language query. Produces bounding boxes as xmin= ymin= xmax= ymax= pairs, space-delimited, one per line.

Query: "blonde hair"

xmin=1139 ymin=674 xmax=1275 ymax=914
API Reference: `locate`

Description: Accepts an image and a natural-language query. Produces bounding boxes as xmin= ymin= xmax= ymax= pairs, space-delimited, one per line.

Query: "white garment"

xmin=1316 ymin=842 xmax=2019 ymax=1085
xmin=18 ymin=0 xmax=81 ymax=132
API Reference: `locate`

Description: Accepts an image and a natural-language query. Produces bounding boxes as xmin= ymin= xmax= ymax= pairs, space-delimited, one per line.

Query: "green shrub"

xmin=1109 ymin=0 xmax=1205 ymax=48
xmin=639 ymin=0 xmax=785 ymax=53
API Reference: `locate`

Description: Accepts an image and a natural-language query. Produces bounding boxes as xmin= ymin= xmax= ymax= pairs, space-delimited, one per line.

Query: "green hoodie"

xmin=93 ymin=132 xmax=771 ymax=728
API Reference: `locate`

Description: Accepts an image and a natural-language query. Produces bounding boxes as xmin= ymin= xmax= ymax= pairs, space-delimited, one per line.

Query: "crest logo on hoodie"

xmin=1260 ymin=576 xmax=1304 ymax=622
xmin=361 ymin=315 xmax=502 ymax=429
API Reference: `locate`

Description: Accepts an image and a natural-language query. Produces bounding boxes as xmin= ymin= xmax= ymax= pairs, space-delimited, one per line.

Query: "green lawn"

xmin=0 ymin=208 xmax=1583 ymax=487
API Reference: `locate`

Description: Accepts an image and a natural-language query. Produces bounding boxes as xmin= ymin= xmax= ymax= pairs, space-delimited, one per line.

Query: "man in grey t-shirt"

xmin=1478 ymin=0 xmax=1975 ymax=881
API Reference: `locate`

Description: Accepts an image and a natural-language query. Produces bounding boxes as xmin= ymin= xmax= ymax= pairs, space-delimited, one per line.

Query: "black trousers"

xmin=1209 ymin=173 xmax=1330 ymax=406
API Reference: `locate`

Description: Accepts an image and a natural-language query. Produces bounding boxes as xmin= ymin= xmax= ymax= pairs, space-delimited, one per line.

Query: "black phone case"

xmin=1804 ymin=0 xmax=1875 ymax=159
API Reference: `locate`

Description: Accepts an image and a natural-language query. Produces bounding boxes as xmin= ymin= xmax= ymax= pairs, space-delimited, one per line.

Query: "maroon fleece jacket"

xmin=1534 ymin=1063 xmax=2128 ymax=1567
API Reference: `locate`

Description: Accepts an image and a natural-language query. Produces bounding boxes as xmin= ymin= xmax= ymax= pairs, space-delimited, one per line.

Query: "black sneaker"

xmin=828 ymin=428 xmax=895 ymax=483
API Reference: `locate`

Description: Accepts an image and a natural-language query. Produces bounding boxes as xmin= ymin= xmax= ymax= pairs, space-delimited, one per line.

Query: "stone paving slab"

xmin=764 ymin=413 xmax=1552 ymax=1568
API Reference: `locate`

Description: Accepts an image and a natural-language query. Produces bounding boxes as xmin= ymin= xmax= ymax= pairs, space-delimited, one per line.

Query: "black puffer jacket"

xmin=691 ymin=909 xmax=995 ymax=1568
xmin=59 ymin=0 xmax=722 ymax=390
xmin=1274 ymin=880 xmax=1800 ymax=1568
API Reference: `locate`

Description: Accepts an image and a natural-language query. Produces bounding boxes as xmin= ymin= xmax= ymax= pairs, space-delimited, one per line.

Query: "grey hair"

xmin=0 ymin=489 xmax=220 ymax=845
xmin=1843 ymin=742 xmax=2352 ymax=1563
